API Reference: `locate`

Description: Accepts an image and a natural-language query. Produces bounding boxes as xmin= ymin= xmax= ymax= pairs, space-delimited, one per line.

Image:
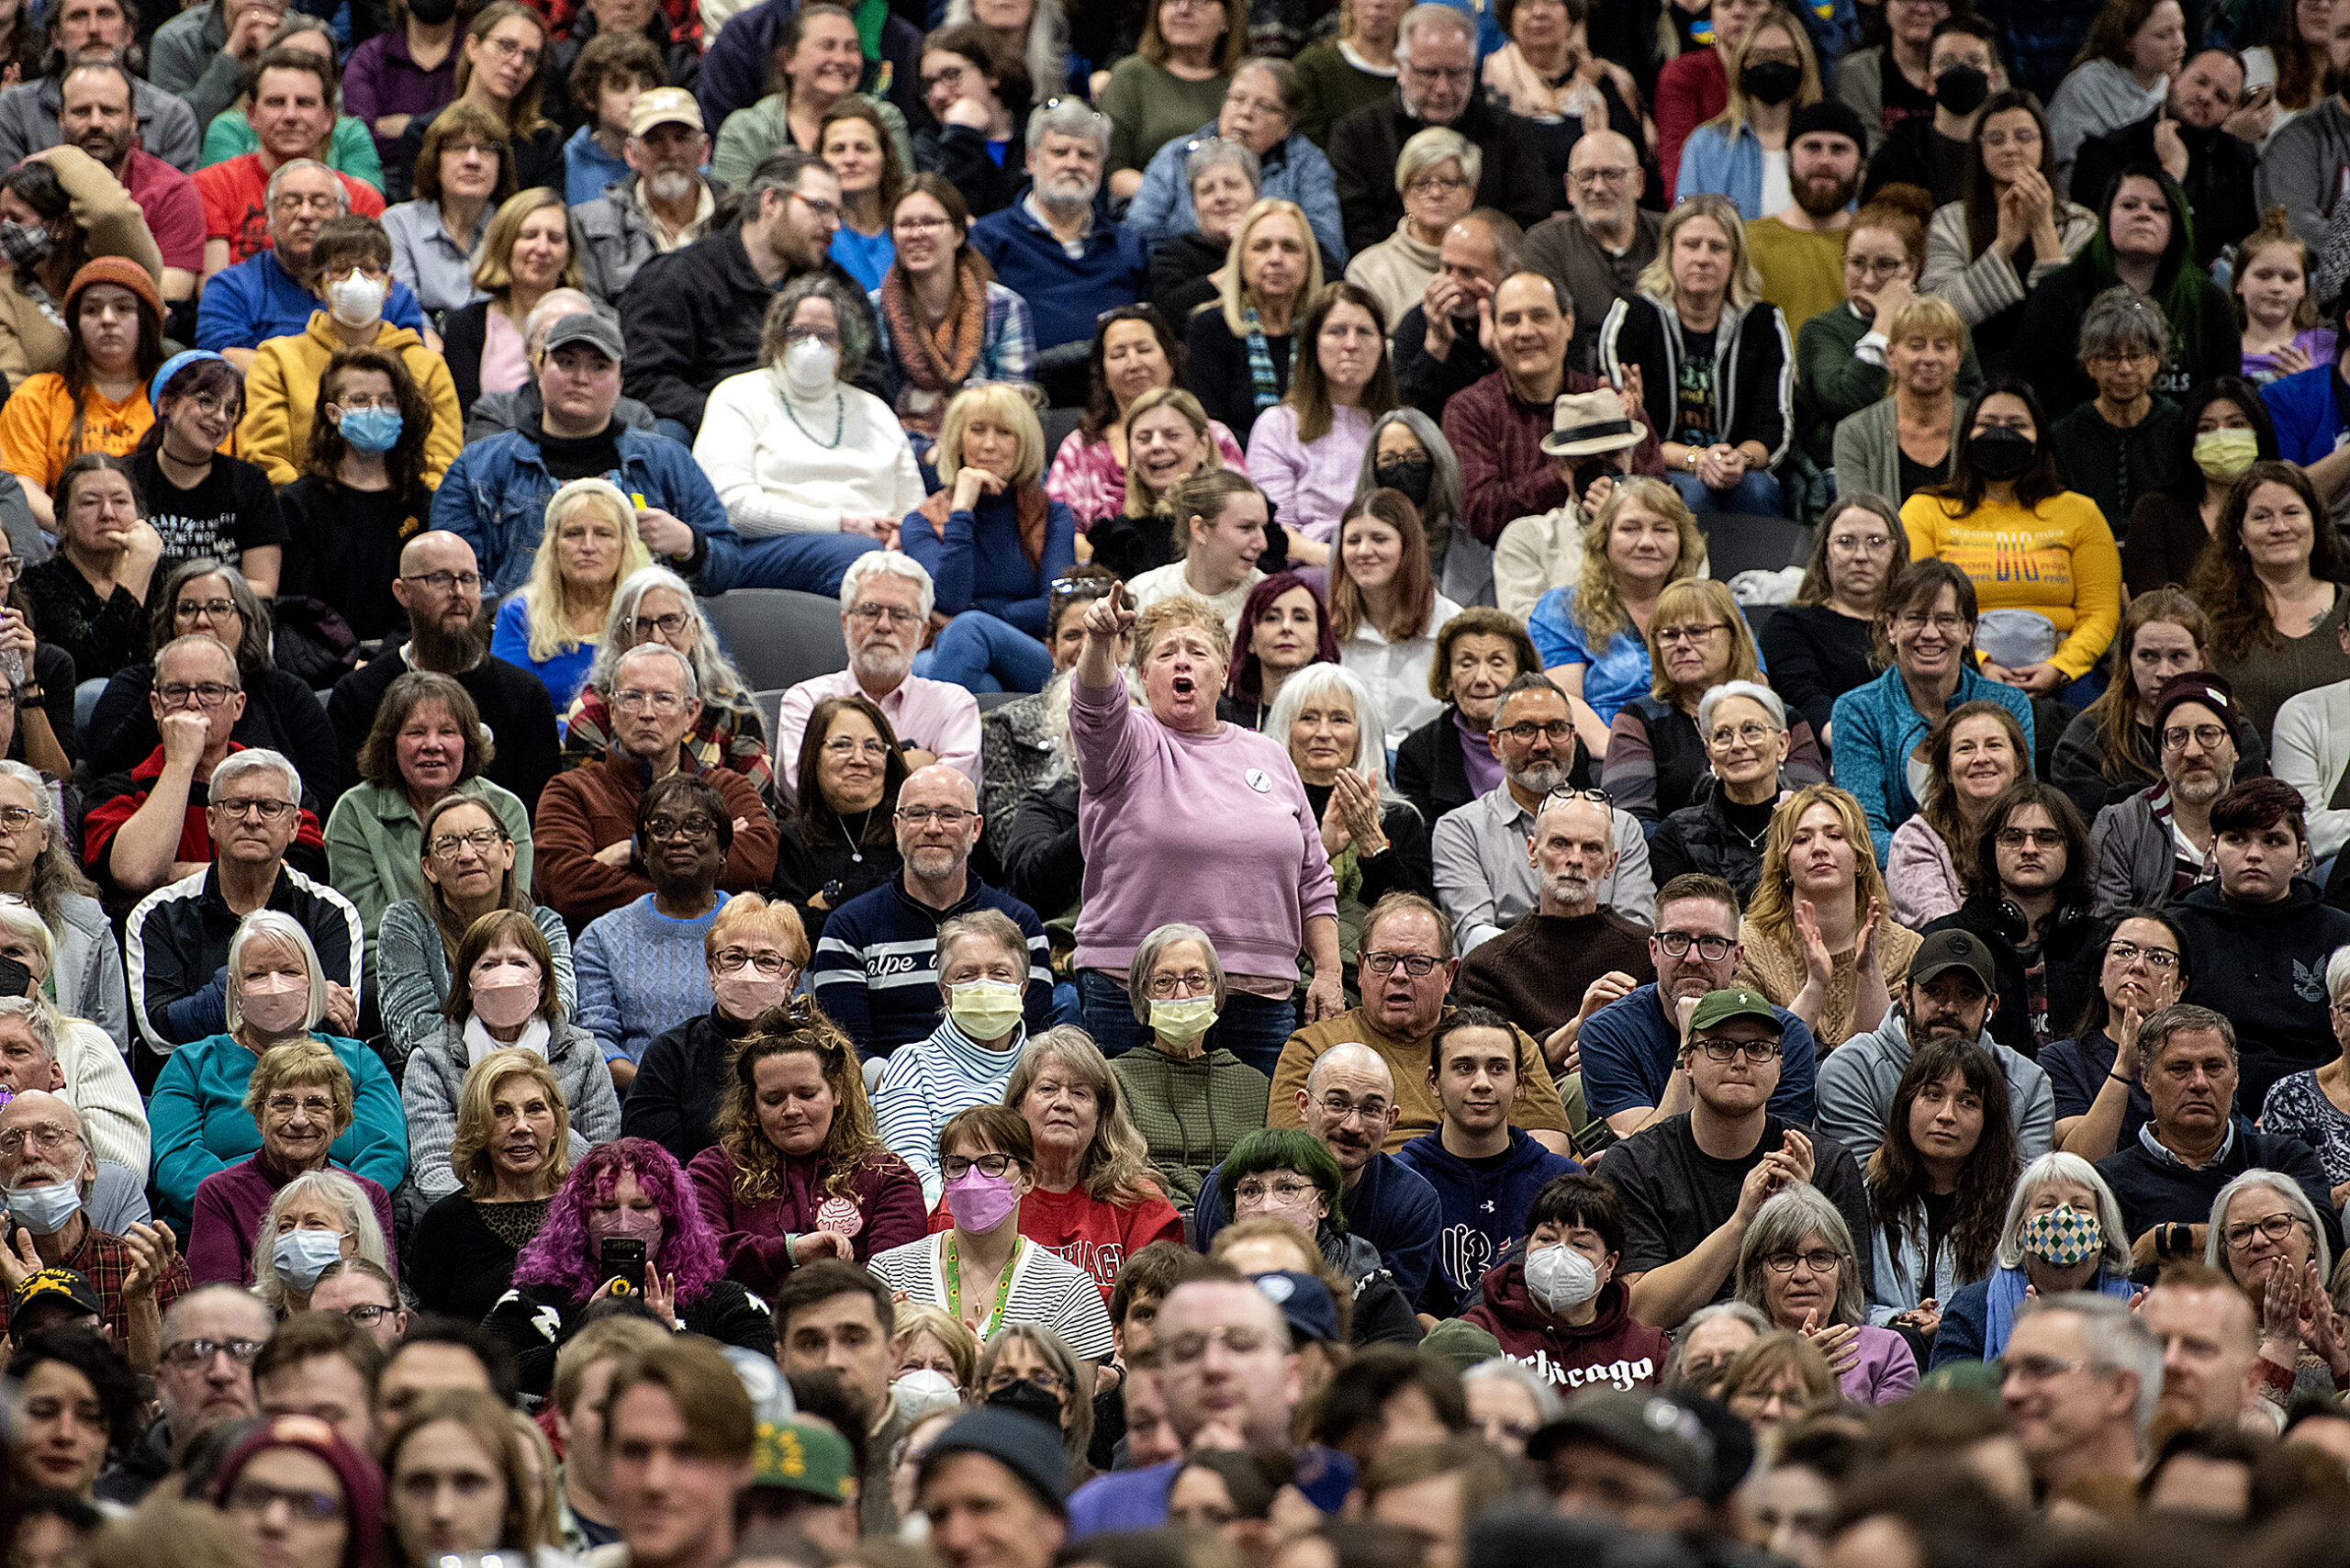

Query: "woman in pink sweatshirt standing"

xmin=1069 ymin=557 xmax=1343 ymax=1078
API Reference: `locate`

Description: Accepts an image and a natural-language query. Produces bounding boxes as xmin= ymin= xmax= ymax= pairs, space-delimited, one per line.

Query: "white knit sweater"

xmin=692 ymin=364 xmax=928 ymax=537
xmin=2273 ymin=681 xmax=2350 ymax=860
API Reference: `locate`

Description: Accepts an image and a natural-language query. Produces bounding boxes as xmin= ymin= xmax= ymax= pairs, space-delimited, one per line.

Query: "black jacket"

xmin=912 ymin=123 xmax=1023 ymax=219
xmin=389 ymin=108 xmax=564 ymax=204
xmin=1148 ymin=230 xmax=1226 ymax=323
xmin=1393 ymin=303 xmax=1496 ymax=420
xmin=441 ymin=300 xmax=492 ymax=417
xmin=1328 ymin=91 xmax=1553 ymax=257
xmin=85 ymin=664 xmax=339 ymax=813
xmin=1648 ymin=774 xmax=1776 ymax=903
xmin=1919 ymin=894 xmax=2102 ymax=1060
xmin=2175 ymin=877 xmax=2350 ymax=1110
xmin=1598 ymin=293 xmax=1794 ymax=465
xmin=1003 ymin=776 xmax=1080 ymax=921
xmin=487 ymin=1275 xmax=775 ymax=1394
xmin=1186 ymin=309 xmax=1293 ymax=447
xmin=2071 ymin=113 xmax=2260 ymax=264
xmin=619 ymin=221 xmax=886 ymax=431
xmin=1395 ymin=706 xmax=1594 ymax=830
xmin=769 ymin=815 xmax=903 ymax=946
xmin=620 ymin=1007 xmax=754 ymax=1166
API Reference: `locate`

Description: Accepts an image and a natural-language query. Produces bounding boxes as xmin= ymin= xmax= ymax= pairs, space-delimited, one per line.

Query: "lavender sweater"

xmin=1248 ymin=405 xmax=1372 ymax=542
xmin=1070 ymin=674 xmax=1337 ymax=984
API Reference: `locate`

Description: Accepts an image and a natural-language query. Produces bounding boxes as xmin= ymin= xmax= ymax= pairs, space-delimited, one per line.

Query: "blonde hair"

xmin=1638 ymin=195 xmax=1764 ymax=312
xmin=894 ymin=1303 xmax=981 ymax=1389
xmin=1131 ymin=593 xmax=1235 ymax=671
xmin=1219 ymin=198 xmax=1324 ymax=339
xmin=1572 ymin=477 xmax=1704 ymax=646
xmin=1882 ymin=292 xmax=1968 ymax=351
xmin=451 ymin=1047 xmax=573 ymax=1200
xmin=241 ymin=1036 xmax=355 ymax=1130
xmin=1706 ymin=7 xmax=1821 ymax=138
xmin=1393 ymin=126 xmax=1480 ymax=195
xmin=522 ymin=478 xmax=652 ymax=665
xmin=2231 ymin=207 xmax=2317 ymax=332
xmin=1121 ymin=386 xmax=1222 ymax=519
xmin=936 ymin=385 xmax=1046 ymax=487
xmin=1743 ymin=784 xmax=1893 ymax=947
xmin=1646 ymin=578 xmax=1760 ymax=701
xmin=471 ymin=186 xmax=582 ymax=295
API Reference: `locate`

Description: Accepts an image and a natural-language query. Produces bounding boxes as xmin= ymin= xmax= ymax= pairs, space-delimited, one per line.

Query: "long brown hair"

xmin=1916 ymin=699 xmax=2027 ymax=864
xmin=2078 ymin=588 xmax=2211 ymax=785
xmin=1082 ymin=306 xmax=1185 ymax=442
xmin=792 ymin=694 xmax=909 ymax=845
xmin=1795 ymin=494 xmax=1910 ymax=610
xmin=1962 ymin=90 xmax=2056 ymax=260
xmin=817 ymin=98 xmax=908 ymax=217
xmin=453 ymin=2 xmax=552 ymax=137
xmin=1285 ymin=282 xmax=1398 ymax=443
xmin=1571 ymin=478 xmax=1704 ymax=646
xmin=1866 ymin=1037 xmax=2019 ymax=1286
xmin=718 ymin=1003 xmax=888 ymax=1204
xmin=2189 ymin=460 xmax=2345 ymax=662
xmin=59 ymin=268 xmax=163 ymax=463
xmin=306 ymin=345 xmax=435 ymax=500
xmin=1326 ymin=488 xmax=1434 ymax=644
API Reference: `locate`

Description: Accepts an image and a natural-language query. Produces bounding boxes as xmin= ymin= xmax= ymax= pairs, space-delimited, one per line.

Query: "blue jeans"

xmin=1077 ymin=969 xmax=1296 ymax=1079
xmin=653 ymin=418 xmax=696 ymax=447
xmin=732 ymin=532 xmax=881 ymax=595
xmin=914 ymin=611 xmax=1054 ymax=694
xmin=1669 ymin=468 xmax=1783 ymax=516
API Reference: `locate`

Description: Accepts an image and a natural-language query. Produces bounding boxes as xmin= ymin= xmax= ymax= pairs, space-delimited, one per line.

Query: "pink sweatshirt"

xmin=1069 ymin=672 xmax=1337 ymax=984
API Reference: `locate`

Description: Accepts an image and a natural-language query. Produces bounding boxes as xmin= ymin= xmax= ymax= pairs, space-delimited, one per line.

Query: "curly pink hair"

xmin=509 ymin=1138 xmax=726 ymax=1308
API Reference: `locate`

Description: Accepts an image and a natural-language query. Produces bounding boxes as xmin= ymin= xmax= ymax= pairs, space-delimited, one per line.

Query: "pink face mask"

xmin=588 ymin=1204 xmax=663 ymax=1255
xmin=241 ymin=972 xmax=309 ymax=1036
xmin=943 ymin=1167 xmax=1020 ymax=1234
xmin=713 ymin=972 xmax=791 ymax=1021
xmin=473 ymin=976 xmax=541 ymax=1031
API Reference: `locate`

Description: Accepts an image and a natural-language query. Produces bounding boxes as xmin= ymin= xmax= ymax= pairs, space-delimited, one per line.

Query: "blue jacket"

xmin=195 ymin=247 xmax=425 ymax=352
xmin=2261 ymin=363 xmax=2344 ymax=465
xmin=1674 ymin=120 xmax=1766 ymax=221
xmin=1124 ymin=120 xmax=1348 ymax=264
xmin=969 ymin=190 xmax=1151 ymax=352
xmin=1391 ymin=1126 xmax=1580 ymax=1317
xmin=899 ymin=494 xmax=1079 ymax=636
xmin=429 ymin=424 xmax=739 ymax=599
xmin=564 ymin=125 xmax=632 ymax=207
xmin=809 ymin=873 xmax=1053 ymax=1056
xmin=1829 ymin=665 xmax=2035 ymax=863
xmin=1579 ymin=983 xmax=1819 ymax=1125
xmin=1191 ymin=1148 xmax=1442 ymax=1307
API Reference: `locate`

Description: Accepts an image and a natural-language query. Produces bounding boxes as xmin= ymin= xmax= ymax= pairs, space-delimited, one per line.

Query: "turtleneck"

xmin=534 ymin=415 xmax=624 ymax=482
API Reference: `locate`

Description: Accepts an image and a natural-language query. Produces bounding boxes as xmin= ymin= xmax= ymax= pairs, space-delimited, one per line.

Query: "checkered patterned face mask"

xmin=2021 ymin=1204 xmax=2103 ymax=1269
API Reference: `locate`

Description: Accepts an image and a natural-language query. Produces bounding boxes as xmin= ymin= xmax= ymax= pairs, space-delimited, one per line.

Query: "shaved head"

xmin=1306 ymin=1041 xmax=1395 ymax=1098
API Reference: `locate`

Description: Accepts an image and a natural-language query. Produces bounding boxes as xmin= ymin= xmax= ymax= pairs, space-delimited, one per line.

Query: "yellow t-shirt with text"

xmin=1899 ymin=488 xmax=2121 ymax=678
xmin=0 ymin=375 xmax=151 ymax=494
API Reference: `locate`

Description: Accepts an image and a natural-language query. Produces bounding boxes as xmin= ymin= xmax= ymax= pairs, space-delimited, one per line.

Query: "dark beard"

xmin=1793 ymin=173 xmax=1858 ymax=219
xmin=408 ymin=606 xmax=492 ymax=672
xmin=74 ymin=129 xmax=129 ymax=169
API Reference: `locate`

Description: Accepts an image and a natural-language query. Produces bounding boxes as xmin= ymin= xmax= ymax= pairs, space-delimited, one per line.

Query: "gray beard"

xmin=1506 ymin=759 xmax=1564 ymax=796
xmin=2172 ymin=770 xmax=2225 ymax=806
xmin=644 ymin=170 xmax=696 ymax=204
xmin=1543 ymin=871 xmax=1595 ymax=906
xmin=853 ymin=646 xmax=912 ymax=687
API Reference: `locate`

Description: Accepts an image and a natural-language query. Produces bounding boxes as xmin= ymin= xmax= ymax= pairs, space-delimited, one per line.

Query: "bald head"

xmin=897 ymin=762 xmax=981 ymax=884
xmin=398 ymin=531 xmax=478 ymax=577
xmin=1299 ymin=1042 xmax=1401 ymax=1179
xmin=1567 ymin=129 xmax=1641 ymax=230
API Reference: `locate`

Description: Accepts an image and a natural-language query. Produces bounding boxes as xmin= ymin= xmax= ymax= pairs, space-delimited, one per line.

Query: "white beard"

xmin=646 ymin=170 xmax=696 ymax=203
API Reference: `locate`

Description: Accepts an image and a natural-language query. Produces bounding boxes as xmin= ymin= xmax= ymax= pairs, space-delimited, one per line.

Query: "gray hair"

xmin=0 ymin=996 xmax=59 ymax=1065
xmin=154 ymin=631 xmax=241 ymax=689
xmin=588 ymin=566 xmax=751 ymax=711
xmin=1126 ymin=923 xmax=1227 ymax=1022
xmin=1461 ymin=1358 xmax=1565 ymax=1424
xmin=611 ymin=640 xmax=699 ymax=702
xmin=161 ymin=1281 xmax=274 ymax=1344
xmin=764 ymin=273 xmax=871 ymax=383
xmin=2139 ymin=1002 xmax=2237 ymax=1066
xmin=937 ymin=908 xmax=1030 ymax=977
xmin=1353 ymin=409 xmax=1463 ymax=543
xmin=0 ymin=901 xmax=54 ymax=979
xmin=1262 ymin=664 xmax=1404 ymax=806
xmin=252 ymin=1168 xmax=391 ymax=1315
xmin=224 ymin=911 xmax=329 ymax=1038
xmin=2205 ymin=1168 xmax=2333 ymax=1282
xmin=1393 ymin=2 xmax=1474 ymax=62
xmin=1185 ymin=136 xmax=1261 ymax=196
xmin=2020 ymin=1291 xmax=2163 ymax=1447
xmin=2076 ymin=285 xmax=2169 ymax=369
xmin=2325 ymin=943 xmax=2350 ymax=1006
xmin=1697 ymin=680 xmax=1785 ymax=734
xmin=208 ymin=747 xmax=302 ymax=812
xmin=1995 ymin=1152 xmax=2132 ymax=1272
xmin=263 ymin=157 xmax=346 ymax=216
xmin=1235 ymin=56 xmax=1304 ymax=118
xmin=1662 ymin=1300 xmax=1771 ymax=1386
xmin=1025 ymin=95 xmax=1112 ymax=157
xmin=840 ymin=551 xmax=936 ymax=622
xmin=1394 ymin=125 xmax=1480 ymax=195
xmin=1734 ymin=1185 xmax=1866 ymax=1328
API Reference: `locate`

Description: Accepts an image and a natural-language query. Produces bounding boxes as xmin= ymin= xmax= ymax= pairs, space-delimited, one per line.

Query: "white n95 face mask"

xmin=1525 ymin=1243 xmax=1600 ymax=1314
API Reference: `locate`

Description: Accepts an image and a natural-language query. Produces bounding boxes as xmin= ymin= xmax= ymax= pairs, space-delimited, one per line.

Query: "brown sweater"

xmin=1455 ymin=909 xmax=1657 ymax=1043
xmin=1270 ymin=1003 xmax=1572 ymax=1150
xmin=1733 ymin=915 xmax=1922 ymax=1049
xmin=532 ymin=749 xmax=779 ymax=930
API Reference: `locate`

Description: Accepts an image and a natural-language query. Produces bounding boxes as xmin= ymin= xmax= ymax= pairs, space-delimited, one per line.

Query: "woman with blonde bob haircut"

xmin=894 ymin=1301 xmax=980 ymax=1391
xmin=975 ymin=1321 xmax=1097 ymax=1462
xmin=1528 ymin=476 xmax=1707 ymax=746
xmin=1346 ymin=128 xmax=1480 ymax=332
xmin=1831 ymin=293 xmax=1975 ymax=506
xmin=383 ymin=1386 xmax=558 ymax=1565
xmin=410 ymin=1047 xmax=575 ymax=1320
xmin=441 ymin=185 xmax=586 ymax=411
xmin=1189 ymin=198 xmax=1326 ymax=446
xmin=1121 ymin=386 xmax=1228 ymax=522
xmin=1737 ymin=782 xmax=1923 ymax=1047
xmin=688 ymin=998 xmax=925 ymax=1294
xmin=490 ymin=477 xmax=650 ymax=713
xmin=1000 ymin=1025 xmax=1182 ymax=1299
xmin=901 ymin=383 xmax=1079 ymax=695
xmin=628 ymin=895 xmax=816 ymax=1165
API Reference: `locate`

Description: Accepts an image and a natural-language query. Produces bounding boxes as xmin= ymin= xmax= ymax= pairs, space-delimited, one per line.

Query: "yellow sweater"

xmin=1899 ymin=488 xmax=2121 ymax=678
xmin=238 ymin=312 xmax=461 ymax=488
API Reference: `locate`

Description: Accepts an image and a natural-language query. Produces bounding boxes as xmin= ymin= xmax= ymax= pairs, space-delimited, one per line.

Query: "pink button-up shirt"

xmin=773 ymin=669 xmax=982 ymax=809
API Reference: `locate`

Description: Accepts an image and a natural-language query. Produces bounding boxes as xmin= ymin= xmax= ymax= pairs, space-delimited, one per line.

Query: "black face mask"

xmin=1969 ymin=425 xmax=2037 ymax=480
xmin=1932 ymin=63 xmax=1990 ymax=115
xmin=1375 ymin=455 xmax=1435 ymax=508
xmin=408 ymin=0 xmax=459 ymax=22
xmin=0 ymin=954 xmax=30 ymax=1002
xmin=985 ymin=1378 xmax=1064 ymax=1428
xmin=1741 ymin=60 xmax=1803 ymax=105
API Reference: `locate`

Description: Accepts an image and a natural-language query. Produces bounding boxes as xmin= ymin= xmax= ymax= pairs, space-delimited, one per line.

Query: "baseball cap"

xmin=1251 ymin=1270 xmax=1339 ymax=1346
xmin=920 ymin=1407 xmax=1070 ymax=1514
xmin=1686 ymin=988 xmax=1783 ymax=1035
xmin=11 ymin=1268 xmax=100 ymax=1324
xmin=752 ymin=1417 xmax=857 ymax=1505
xmin=543 ymin=310 xmax=624 ymax=362
xmin=1419 ymin=1317 xmax=1503 ymax=1371
xmin=630 ymin=86 xmax=704 ymax=139
xmin=1909 ymin=928 xmax=1995 ymax=992
xmin=1526 ymin=1389 xmax=1716 ymax=1500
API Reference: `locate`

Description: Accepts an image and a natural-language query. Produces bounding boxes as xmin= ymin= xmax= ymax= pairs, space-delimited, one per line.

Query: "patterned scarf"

xmin=878 ymin=253 xmax=988 ymax=431
xmin=1242 ymin=305 xmax=1282 ymax=413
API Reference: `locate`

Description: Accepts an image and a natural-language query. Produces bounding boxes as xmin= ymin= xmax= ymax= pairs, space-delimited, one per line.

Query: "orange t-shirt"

xmin=0 ymin=375 xmax=151 ymax=492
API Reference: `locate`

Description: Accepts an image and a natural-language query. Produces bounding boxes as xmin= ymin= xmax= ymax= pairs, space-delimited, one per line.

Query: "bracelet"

xmin=2107 ymin=1071 xmax=2132 ymax=1087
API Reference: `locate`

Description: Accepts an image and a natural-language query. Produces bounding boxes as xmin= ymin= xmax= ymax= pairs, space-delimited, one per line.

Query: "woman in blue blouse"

xmin=489 ymin=478 xmax=653 ymax=717
xmin=901 ymin=385 xmax=1079 ymax=694
xmin=1528 ymin=477 xmax=1706 ymax=756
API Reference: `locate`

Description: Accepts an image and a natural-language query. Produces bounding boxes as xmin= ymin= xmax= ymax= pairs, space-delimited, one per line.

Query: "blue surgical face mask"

xmin=272 ymin=1227 xmax=346 ymax=1291
xmin=337 ymin=406 xmax=402 ymax=454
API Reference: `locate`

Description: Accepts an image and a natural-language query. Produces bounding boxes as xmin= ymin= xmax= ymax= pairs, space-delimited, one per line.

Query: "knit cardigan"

xmin=55 ymin=1015 xmax=149 ymax=1173
xmin=872 ymin=1015 xmax=1028 ymax=1205
xmin=375 ymin=902 xmax=577 ymax=1067
xmin=397 ymin=1017 xmax=621 ymax=1213
xmin=1919 ymin=199 xmax=2098 ymax=328
xmin=1106 ymin=1044 xmax=1272 ymax=1213
xmin=1735 ymin=913 xmax=1924 ymax=1047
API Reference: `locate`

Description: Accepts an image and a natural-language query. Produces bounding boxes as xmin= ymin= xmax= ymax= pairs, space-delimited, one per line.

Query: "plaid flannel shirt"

xmin=0 ymin=1225 xmax=191 ymax=1343
xmin=560 ymin=689 xmax=777 ymax=799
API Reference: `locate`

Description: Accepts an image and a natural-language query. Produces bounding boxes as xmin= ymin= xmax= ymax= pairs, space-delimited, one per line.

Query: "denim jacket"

xmin=1123 ymin=119 xmax=1348 ymax=265
xmin=428 ymin=425 xmax=741 ymax=599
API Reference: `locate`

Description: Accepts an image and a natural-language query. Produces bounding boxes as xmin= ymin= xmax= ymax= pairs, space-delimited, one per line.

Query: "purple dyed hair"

xmin=508 ymin=1137 xmax=726 ymax=1308
xmin=1224 ymin=570 xmax=1338 ymax=706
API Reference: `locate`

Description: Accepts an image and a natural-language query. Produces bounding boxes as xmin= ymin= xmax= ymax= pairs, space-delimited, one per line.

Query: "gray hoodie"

xmin=147 ymin=2 xmax=242 ymax=134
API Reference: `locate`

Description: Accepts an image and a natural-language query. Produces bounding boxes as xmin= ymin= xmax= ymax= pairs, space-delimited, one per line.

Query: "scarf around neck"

xmin=879 ymin=253 xmax=988 ymax=408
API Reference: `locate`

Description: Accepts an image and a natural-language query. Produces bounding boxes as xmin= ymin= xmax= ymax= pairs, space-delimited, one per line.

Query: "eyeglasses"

xmin=266 ymin=1093 xmax=336 ymax=1119
xmin=1314 ymin=1092 xmax=1391 ymax=1123
xmin=1991 ymin=1353 xmax=2087 ymax=1384
xmin=211 ymin=797 xmax=294 ymax=822
xmin=1707 ymin=722 xmax=1779 ymax=748
xmin=270 ymin=191 xmax=341 ymax=213
xmin=2107 ymin=938 xmax=2180 ymax=970
xmin=340 ymin=1303 xmax=395 ymax=1327
xmin=790 ymin=190 xmax=843 ymax=224
xmin=941 ymin=1152 xmax=1015 ymax=1179
xmin=2087 ymin=351 xmax=2159 ymax=368
xmin=613 ymin=688 xmax=688 ymax=714
xmin=1402 ymin=62 xmax=1473 ymax=82
xmin=896 ymin=806 xmax=972 ymax=827
xmin=428 ymin=827 xmax=505 ymax=859
xmin=0 ymin=560 xmax=19 ymax=587
xmin=401 ymin=568 xmax=482 ymax=593
xmin=1842 ymin=255 xmax=1908 ymax=278
xmin=1496 ymin=719 xmax=1572 ymax=743
xmin=1653 ymin=622 xmax=1727 ymax=646
xmin=783 ymin=323 xmax=843 ymax=349
xmin=225 ymin=1480 xmax=344 ymax=1523
xmin=1547 ymin=787 xmax=1613 ymax=808
xmin=160 ymin=681 xmax=240 ymax=710
xmin=1761 ymin=1248 xmax=1841 ymax=1273
xmin=1360 ymin=950 xmax=1440 ymax=977
xmin=1995 ymin=827 xmax=2065 ymax=849
xmin=2223 ymin=1213 xmax=2307 ymax=1249
xmin=443 ymin=138 xmax=500 ymax=158
xmin=1828 ymin=531 xmax=1891 ymax=553
xmin=894 ymin=215 xmax=953 ymax=235
xmin=849 ymin=602 xmax=923 ymax=625
xmin=2161 ymin=723 xmax=2230 ymax=752
xmin=1404 ymin=172 xmax=1472 ymax=195
xmin=822 ymin=736 xmax=893 ymax=759
xmin=631 ymin=611 xmax=690 ymax=640
xmin=1235 ymin=1175 xmax=1318 ymax=1204
xmin=986 ymin=1366 xmax=1065 ymax=1395
xmin=175 ymin=598 xmax=239 ymax=621
xmin=0 ymin=806 xmax=37 ymax=834
xmin=160 ymin=1337 xmax=266 ymax=1369
xmin=642 ymin=813 xmax=717 ymax=842
xmin=1695 ymin=1036 xmax=1781 ymax=1062
xmin=481 ymin=31 xmax=540 ymax=63
xmin=1894 ymin=611 xmax=1969 ymax=634
xmin=0 ymin=1125 xmax=79 ymax=1157
xmin=1570 ymin=165 xmax=1638 ymax=185
xmin=1147 ymin=970 xmax=1214 ymax=997
xmin=1162 ymin=1324 xmax=1274 ymax=1364
xmin=1654 ymin=930 xmax=1737 ymax=960
xmin=713 ymin=948 xmax=792 ymax=978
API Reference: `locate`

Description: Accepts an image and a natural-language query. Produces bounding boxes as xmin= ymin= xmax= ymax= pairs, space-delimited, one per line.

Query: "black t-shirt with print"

xmin=127 ymin=452 xmax=287 ymax=576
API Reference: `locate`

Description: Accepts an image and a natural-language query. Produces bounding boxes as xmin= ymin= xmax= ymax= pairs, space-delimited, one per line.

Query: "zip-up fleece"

xmin=1598 ymin=291 xmax=1795 ymax=468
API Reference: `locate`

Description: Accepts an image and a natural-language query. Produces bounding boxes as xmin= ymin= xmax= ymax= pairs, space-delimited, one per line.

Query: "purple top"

xmin=1840 ymin=1321 xmax=1920 ymax=1406
xmin=186 ymin=1153 xmax=399 ymax=1288
xmin=2243 ymin=328 xmax=2340 ymax=386
xmin=343 ymin=27 xmax=458 ymax=165
xmin=1069 ymin=670 xmax=1337 ymax=984
xmin=1455 ymin=710 xmax=1504 ymax=798
xmin=1248 ymin=404 xmax=1372 ymax=543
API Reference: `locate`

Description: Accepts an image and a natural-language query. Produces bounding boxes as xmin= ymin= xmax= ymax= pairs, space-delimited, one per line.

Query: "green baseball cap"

xmin=1687 ymin=988 xmax=1783 ymax=1035
xmin=752 ymin=1417 xmax=857 ymax=1504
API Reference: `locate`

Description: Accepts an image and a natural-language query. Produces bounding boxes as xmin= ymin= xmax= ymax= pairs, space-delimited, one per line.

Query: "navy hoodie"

xmin=1393 ymin=1127 xmax=1580 ymax=1317
xmin=2174 ymin=877 xmax=2350 ymax=1111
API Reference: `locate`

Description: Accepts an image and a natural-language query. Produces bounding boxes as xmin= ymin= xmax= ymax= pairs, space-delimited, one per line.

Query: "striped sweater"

xmin=873 ymin=1017 xmax=1028 ymax=1206
xmin=867 ymin=1229 xmax=1117 ymax=1356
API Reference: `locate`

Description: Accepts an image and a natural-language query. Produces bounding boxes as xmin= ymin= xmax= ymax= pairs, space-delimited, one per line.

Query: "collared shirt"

xmin=772 ymin=668 xmax=980 ymax=808
xmin=1022 ymin=191 xmax=1092 ymax=258
xmin=633 ymin=177 xmax=716 ymax=253
xmin=2138 ymin=1118 xmax=2237 ymax=1170
xmin=0 ymin=1222 xmax=191 ymax=1342
xmin=382 ymin=198 xmax=488 ymax=318
xmin=1428 ymin=783 xmax=1656 ymax=950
